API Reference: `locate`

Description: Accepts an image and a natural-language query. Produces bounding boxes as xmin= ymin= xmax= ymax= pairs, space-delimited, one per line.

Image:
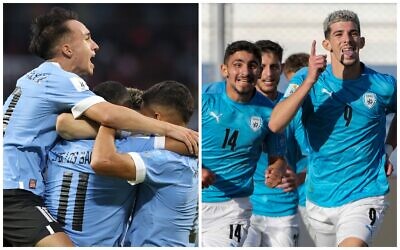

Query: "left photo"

xmin=3 ymin=3 xmax=199 ymax=247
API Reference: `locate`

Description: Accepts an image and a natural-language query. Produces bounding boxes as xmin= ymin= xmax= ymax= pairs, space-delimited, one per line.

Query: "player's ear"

xmin=61 ymin=44 xmax=73 ymax=58
xmin=220 ymin=64 xmax=228 ymax=78
xmin=360 ymin=37 xmax=365 ymax=49
xmin=154 ymin=112 xmax=161 ymax=121
xmin=322 ymin=39 xmax=332 ymax=52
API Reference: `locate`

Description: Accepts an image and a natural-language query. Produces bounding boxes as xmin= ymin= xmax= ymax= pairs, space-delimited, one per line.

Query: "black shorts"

xmin=3 ymin=189 xmax=64 ymax=246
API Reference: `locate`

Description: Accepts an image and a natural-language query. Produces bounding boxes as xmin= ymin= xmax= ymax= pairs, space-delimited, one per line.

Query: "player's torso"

xmin=202 ymin=82 xmax=274 ymax=201
xmin=128 ymin=151 xmax=198 ymax=246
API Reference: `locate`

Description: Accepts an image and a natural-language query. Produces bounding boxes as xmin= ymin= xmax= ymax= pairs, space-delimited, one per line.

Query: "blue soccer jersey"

xmin=251 ymin=92 xmax=309 ymax=217
xmin=45 ymin=136 xmax=162 ymax=246
xmin=124 ymin=150 xmax=198 ymax=247
xmin=284 ymin=64 xmax=396 ymax=207
xmin=202 ymin=81 xmax=285 ymax=202
xmin=3 ymin=62 xmax=105 ymax=196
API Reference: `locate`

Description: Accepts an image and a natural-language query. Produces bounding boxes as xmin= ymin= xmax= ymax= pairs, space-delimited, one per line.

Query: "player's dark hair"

xmin=29 ymin=7 xmax=79 ymax=60
xmin=93 ymin=81 xmax=131 ymax=107
xmin=283 ymin=53 xmax=310 ymax=75
xmin=126 ymin=87 xmax=144 ymax=111
xmin=255 ymin=40 xmax=283 ymax=62
xmin=223 ymin=40 xmax=261 ymax=65
xmin=142 ymin=80 xmax=194 ymax=124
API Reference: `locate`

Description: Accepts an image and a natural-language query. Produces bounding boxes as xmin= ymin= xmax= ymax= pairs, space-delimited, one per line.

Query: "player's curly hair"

xmin=323 ymin=10 xmax=361 ymax=38
xmin=223 ymin=40 xmax=261 ymax=65
xmin=142 ymin=80 xmax=194 ymax=124
xmin=29 ymin=7 xmax=78 ymax=60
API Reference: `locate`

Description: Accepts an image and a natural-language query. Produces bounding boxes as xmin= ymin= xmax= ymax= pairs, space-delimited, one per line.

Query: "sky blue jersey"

xmin=284 ymin=64 xmax=396 ymax=207
xmin=45 ymin=136 xmax=161 ymax=246
xmin=251 ymin=92 xmax=309 ymax=217
xmin=202 ymin=81 xmax=285 ymax=202
xmin=124 ymin=150 xmax=198 ymax=247
xmin=3 ymin=62 xmax=104 ymax=196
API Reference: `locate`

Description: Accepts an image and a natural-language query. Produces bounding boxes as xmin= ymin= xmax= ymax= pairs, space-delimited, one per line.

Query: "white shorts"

xmin=242 ymin=213 xmax=299 ymax=247
xmin=201 ymin=197 xmax=252 ymax=247
xmin=298 ymin=205 xmax=315 ymax=242
xmin=306 ymin=196 xmax=388 ymax=246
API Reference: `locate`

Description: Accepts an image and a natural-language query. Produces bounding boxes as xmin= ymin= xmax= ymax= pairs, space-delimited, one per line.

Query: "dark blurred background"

xmin=4 ymin=3 xmax=199 ymax=130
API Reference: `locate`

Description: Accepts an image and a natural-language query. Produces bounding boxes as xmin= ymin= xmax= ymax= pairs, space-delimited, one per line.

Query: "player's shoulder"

xmin=202 ymin=81 xmax=225 ymax=94
xmin=364 ymin=65 xmax=396 ymax=85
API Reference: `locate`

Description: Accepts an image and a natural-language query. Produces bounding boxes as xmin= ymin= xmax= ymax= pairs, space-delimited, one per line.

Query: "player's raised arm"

xmin=269 ymin=40 xmax=327 ymax=133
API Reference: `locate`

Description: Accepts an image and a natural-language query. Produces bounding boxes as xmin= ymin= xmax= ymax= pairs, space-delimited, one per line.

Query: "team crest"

xmin=363 ymin=92 xmax=377 ymax=109
xmin=250 ymin=116 xmax=262 ymax=132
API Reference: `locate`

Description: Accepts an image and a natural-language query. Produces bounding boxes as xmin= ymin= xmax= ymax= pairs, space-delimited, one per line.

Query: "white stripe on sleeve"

xmin=71 ymin=95 xmax=106 ymax=118
xmin=127 ymin=152 xmax=147 ymax=185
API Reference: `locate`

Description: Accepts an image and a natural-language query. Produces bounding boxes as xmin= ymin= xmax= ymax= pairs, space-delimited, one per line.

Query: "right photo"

xmin=201 ymin=3 xmax=396 ymax=247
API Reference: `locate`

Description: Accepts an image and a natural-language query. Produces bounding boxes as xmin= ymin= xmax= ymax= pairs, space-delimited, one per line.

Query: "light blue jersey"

xmin=251 ymin=92 xmax=309 ymax=217
xmin=202 ymin=81 xmax=285 ymax=202
xmin=124 ymin=150 xmax=198 ymax=247
xmin=45 ymin=136 xmax=161 ymax=246
xmin=284 ymin=64 xmax=396 ymax=207
xmin=3 ymin=62 xmax=104 ymax=197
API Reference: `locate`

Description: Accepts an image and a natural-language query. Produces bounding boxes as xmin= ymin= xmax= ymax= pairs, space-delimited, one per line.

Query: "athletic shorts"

xmin=201 ymin=197 xmax=252 ymax=247
xmin=298 ymin=205 xmax=315 ymax=242
xmin=306 ymin=196 xmax=388 ymax=246
xmin=243 ymin=213 xmax=299 ymax=247
xmin=3 ymin=189 xmax=64 ymax=246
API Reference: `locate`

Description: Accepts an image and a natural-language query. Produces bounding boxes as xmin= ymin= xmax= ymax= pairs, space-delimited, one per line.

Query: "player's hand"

xmin=306 ymin=40 xmax=327 ymax=84
xmin=276 ymin=167 xmax=297 ymax=192
xmin=167 ymin=124 xmax=198 ymax=156
xmin=202 ymin=168 xmax=216 ymax=189
xmin=385 ymin=155 xmax=394 ymax=177
xmin=265 ymin=157 xmax=287 ymax=188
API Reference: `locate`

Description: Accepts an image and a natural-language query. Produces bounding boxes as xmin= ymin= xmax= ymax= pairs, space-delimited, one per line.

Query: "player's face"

xmin=66 ymin=20 xmax=99 ymax=76
xmin=256 ymin=52 xmax=281 ymax=96
xmin=325 ymin=21 xmax=364 ymax=67
xmin=222 ymin=51 xmax=260 ymax=98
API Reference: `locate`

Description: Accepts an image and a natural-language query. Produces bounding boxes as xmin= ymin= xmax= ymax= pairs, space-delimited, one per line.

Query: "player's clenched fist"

xmin=202 ymin=168 xmax=216 ymax=189
xmin=306 ymin=40 xmax=327 ymax=83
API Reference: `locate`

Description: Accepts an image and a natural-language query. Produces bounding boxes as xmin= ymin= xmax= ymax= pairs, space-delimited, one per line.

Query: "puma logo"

xmin=210 ymin=111 xmax=223 ymax=123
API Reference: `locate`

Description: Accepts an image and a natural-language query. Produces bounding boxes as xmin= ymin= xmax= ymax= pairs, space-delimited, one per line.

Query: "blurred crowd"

xmin=4 ymin=4 xmax=198 ymax=115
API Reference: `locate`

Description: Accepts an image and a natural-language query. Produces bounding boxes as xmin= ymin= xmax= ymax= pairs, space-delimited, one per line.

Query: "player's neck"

xmin=331 ymin=59 xmax=362 ymax=80
xmin=256 ymin=87 xmax=278 ymax=101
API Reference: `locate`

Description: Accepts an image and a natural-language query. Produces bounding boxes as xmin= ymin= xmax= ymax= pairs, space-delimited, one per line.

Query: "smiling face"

xmin=323 ymin=21 xmax=365 ymax=67
xmin=64 ymin=20 xmax=99 ymax=76
xmin=221 ymin=50 xmax=261 ymax=102
xmin=256 ymin=51 xmax=281 ymax=99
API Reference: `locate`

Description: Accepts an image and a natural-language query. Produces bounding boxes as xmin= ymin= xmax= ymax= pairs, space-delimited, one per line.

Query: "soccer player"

xmin=243 ymin=40 xmax=309 ymax=247
xmin=91 ymin=80 xmax=198 ymax=247
xmin=269 ymin=10 xmax=396 ymax=247
xmin=44 ymin=80 xmax=169 ymax=246
xmin=3 ymin=7 xmax=197 ymax=247
xmin=201 ymin=40 xmax=286 ymax=247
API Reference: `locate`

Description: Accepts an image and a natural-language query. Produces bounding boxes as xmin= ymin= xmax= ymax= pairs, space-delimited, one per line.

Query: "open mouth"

xmin=342 ymin=47 xmax=355 ymax=57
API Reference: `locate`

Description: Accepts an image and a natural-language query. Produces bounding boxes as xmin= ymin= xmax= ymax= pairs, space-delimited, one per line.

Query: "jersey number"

xmin=57 ymin=172 xmax=89 ymax=231
xmin=369 ymin=208 xmax=377 ymax=226
xmin=222 ymin=128 xmax=239 ymax=151
xmin=344 ymin=105 xmax=352 ymax=127
xmin=229 ymin=224 xmax=242 ymax=243
xmin=3 ymin=87 xmax=22 ymax=135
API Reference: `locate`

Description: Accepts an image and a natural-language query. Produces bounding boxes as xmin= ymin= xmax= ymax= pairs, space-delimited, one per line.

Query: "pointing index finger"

xmin=311 ymin=40 xmax=316 ymax=56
